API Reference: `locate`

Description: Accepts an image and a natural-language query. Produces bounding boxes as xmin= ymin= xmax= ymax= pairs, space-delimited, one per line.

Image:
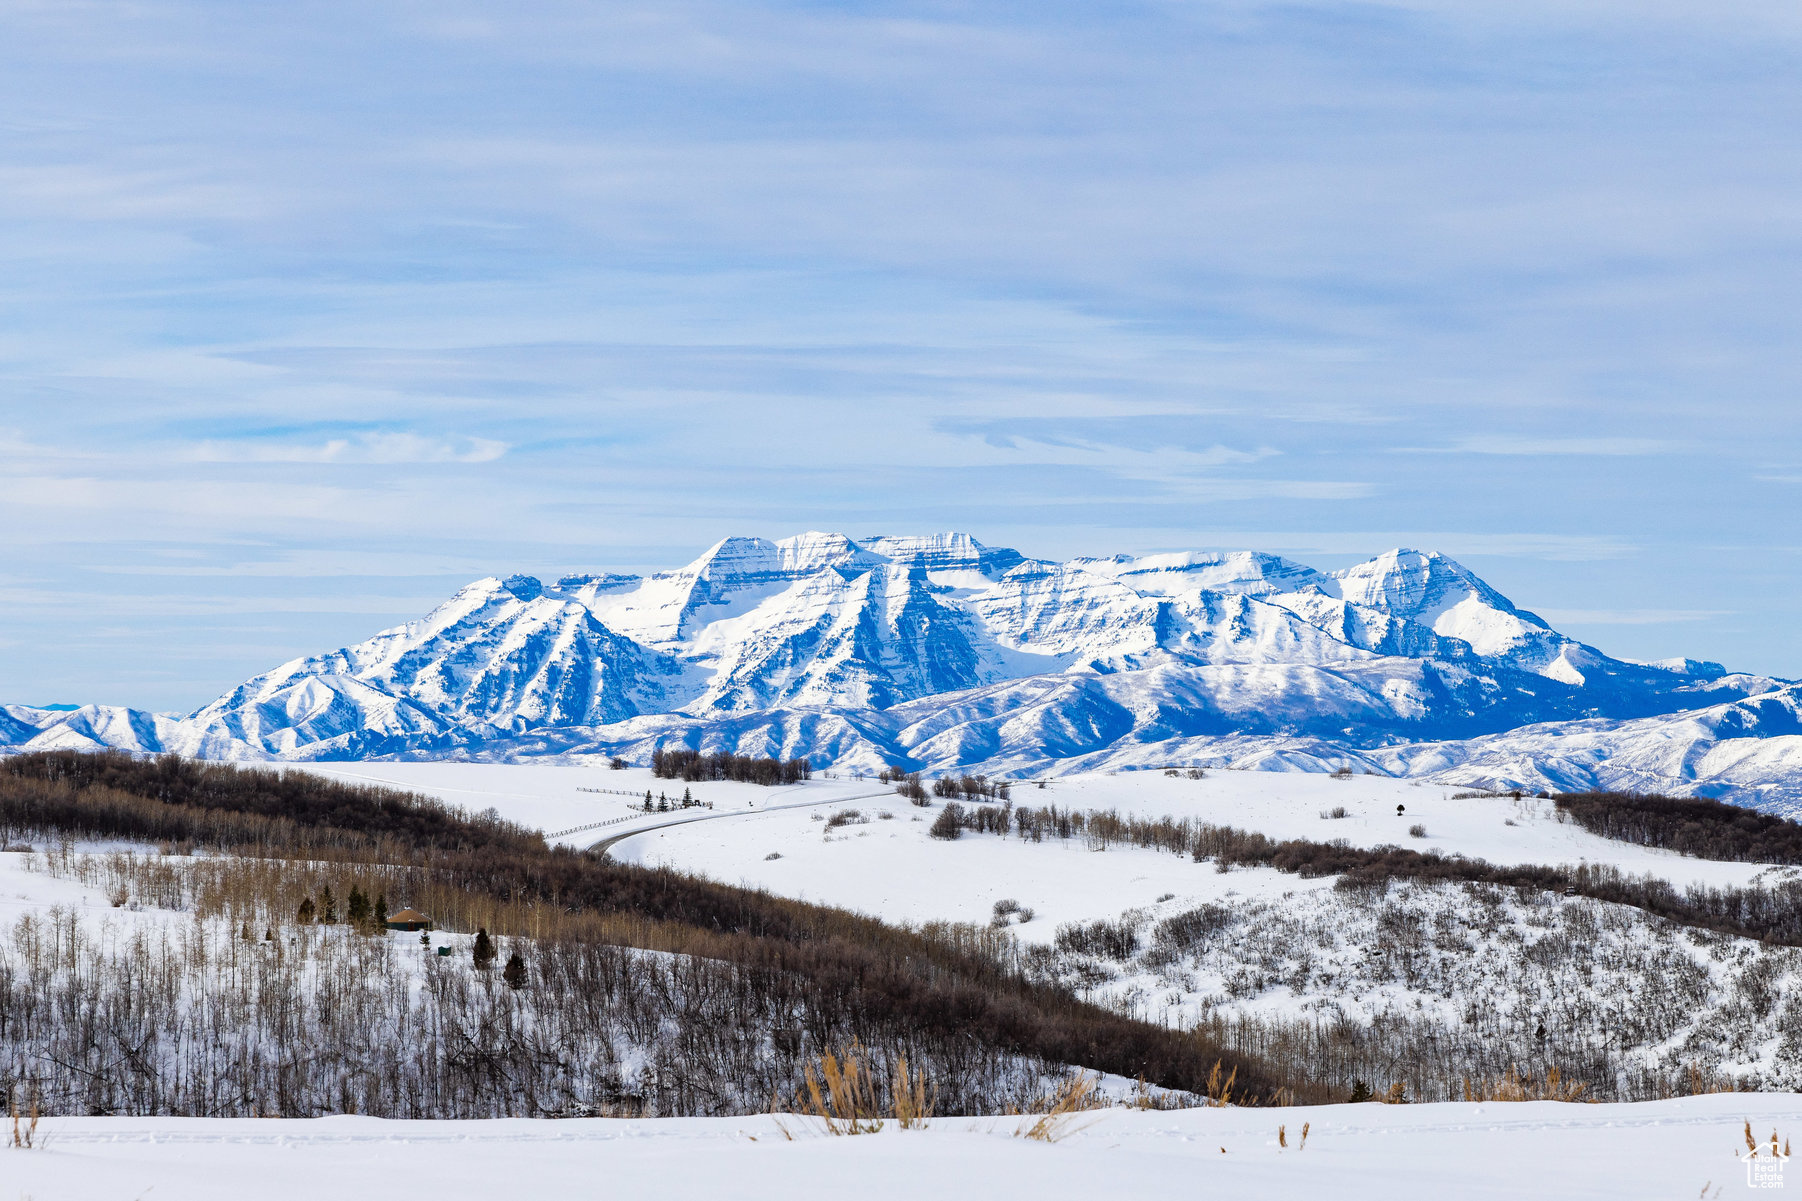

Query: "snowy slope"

xmin=607 ymin=769 xmax=1785 ymax=932
xmin=608 ymin=766 xmax=1802 ymax=1092
xmin=4 ymin=532 xmax=1797 ymax=806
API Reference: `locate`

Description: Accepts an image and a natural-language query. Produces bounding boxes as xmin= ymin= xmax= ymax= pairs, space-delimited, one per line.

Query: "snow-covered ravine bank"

xmin=12 ymin=1095 xmax=1802 ymax=1201
xmin=609 ymin=768 xmax=1802 ymax=1096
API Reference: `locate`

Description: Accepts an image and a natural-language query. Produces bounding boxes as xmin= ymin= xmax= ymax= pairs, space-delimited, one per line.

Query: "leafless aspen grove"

xmin=2 ymin=847 xmax=1066 ymax=1118
xmin=1028 ymin=879 xmax=1801 ymax=1102
xmin=3 ymin=751 xmax=1797 ymax=1117
xmin=0 ymin=752 xmax=1299 ymax=1118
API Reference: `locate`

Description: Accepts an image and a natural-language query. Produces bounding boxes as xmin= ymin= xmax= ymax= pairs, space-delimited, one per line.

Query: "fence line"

xmin=546 ymin=815 xmax=636 ymax=839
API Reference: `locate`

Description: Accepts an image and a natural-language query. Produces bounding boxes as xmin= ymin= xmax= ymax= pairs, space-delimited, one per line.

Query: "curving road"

xmin=585 ymin=786 xmax=897 ymax=860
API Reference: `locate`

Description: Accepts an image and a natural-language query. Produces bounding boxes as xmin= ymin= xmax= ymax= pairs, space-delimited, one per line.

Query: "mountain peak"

xmin=1329 ymin=548 xmax=1560 ymax=660
xmin=501 ymin=574 xmax=544 ymax=601
xmin=16 ymin=531 xmax=1779 ymax=783
xmin=858 ymin=532 xmax=1024 ymax=576
xmin=1072 ymin=549 xmax=1325 ymax=596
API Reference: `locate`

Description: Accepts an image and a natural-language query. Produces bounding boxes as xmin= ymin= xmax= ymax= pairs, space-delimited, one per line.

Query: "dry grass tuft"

xmin=9 ymin=1095 xmax=39 ymax=1149
xmin=799 ymin=1046 xmax=886 ymax=1136
xmin=1015 ymin=1072 xmax=1105 ymax=1143
xmin=1276 ymin=1120 xmax=1313 ymax=1149
xmin=1203 ymin=1059 xmax=1238 ymax=1107
xmin=789 ymin=1046 xmax=936 ymax=1135
xmin=1684 ymin=1064 xmax=1745 ymax=1097
xmin=1742 ymin=1120 xmax=1790 ymax=1161
xmin=1462 ymin=1065 xmax=1592 ymax=1103
xmin=890 ymin=1055 xmax=934 ymax=1130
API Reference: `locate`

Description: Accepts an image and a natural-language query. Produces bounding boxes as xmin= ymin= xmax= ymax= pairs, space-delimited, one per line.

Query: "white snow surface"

xmin=10 ymin=767 xmax=1802 ymax=1197
xmin=11 ymin=1095 xmax=1801 ymax=1201
xmin=284 ymin=761 xmax=891 ymax=846
xmin=608 ymin=770 xmax=1781 ymax=936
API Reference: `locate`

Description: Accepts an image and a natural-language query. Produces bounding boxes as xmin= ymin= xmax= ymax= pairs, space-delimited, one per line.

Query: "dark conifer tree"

xmin=502 ymin=950 xmax=527 ymax=990
xmin=347 ymin=887 xmax=370 ymax=928
xmin=296 ymin=897 xmax=315 ymax=924
xmin=472 ymin=927 xmax=496 ymax=969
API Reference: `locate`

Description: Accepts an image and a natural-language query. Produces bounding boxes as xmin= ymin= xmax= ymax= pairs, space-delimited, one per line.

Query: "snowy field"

xmin=288 ymin=761 xmax=890 ymax=846
xmin=12 ymin=761 xmax=1802 ymax=1198
xmin=593 ymin=766 xmax=1802 ymax=1090
xmin=11 ymin=1094 xmax=1802 ymax=1201
xmin=606 ymin=768 xmax=1786 ymax=936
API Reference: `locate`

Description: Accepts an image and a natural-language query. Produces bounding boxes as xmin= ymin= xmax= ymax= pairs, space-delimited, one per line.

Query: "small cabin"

xmin=385 ymin=907 xmax=430 ymax=932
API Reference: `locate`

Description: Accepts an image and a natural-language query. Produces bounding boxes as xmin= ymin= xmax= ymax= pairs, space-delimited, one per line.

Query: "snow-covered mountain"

xmin=6 ymin=532 xmax=1800 ymax=807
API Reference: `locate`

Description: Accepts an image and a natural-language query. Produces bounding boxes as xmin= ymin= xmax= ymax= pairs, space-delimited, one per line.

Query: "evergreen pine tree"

xmin=502 ymin=950 xmax=527 ymax=990
xmin=375 ymin=892 xmax=389 ymax=928
xmin=296 ymin=897 xmax=315 ymax=924
xmin=472 ymin=928 xmax=496 ymax=969
xmin=320 ymin=886 xmax=338 ymax=924
xmin=347 ymin=887 xmax=370 ymax=928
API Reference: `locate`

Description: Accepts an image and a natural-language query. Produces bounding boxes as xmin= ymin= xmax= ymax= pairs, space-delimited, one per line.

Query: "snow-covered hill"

xmin=601 ymin=766 xmax=1802 ymax=1094
xmin=5 ymin=532 xmax=1799 ymax=807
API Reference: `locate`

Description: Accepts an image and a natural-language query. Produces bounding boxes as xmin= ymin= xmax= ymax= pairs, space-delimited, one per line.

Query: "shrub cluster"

xmin=887 ymin=771 xmax=929 ymax=805
xmin=649 ymin=748 xmax=812 ymax=786
xmin=932 ymin=774 xmax=1011 ymax=801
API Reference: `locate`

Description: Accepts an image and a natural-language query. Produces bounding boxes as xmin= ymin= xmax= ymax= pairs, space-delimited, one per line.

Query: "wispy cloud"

xmin=181 ymin=432 xmax=509 ymax=465
xmin=0 ymin=0 xmax=1797 ymax=706
xmin=1398 ymin=436 xmax=1681 ymax=457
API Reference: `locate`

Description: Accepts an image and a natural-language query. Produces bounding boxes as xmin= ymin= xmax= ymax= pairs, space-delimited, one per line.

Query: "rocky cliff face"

xmin=6 ymin=532 xmax=1797 ymax=807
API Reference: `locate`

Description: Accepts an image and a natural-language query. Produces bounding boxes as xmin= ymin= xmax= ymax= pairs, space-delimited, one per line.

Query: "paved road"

xmin=585 ymin=786 xmax=896 ymax=859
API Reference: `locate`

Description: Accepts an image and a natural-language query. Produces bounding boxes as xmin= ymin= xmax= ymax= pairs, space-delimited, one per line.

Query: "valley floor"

xmin=10 ymin=1094 xmax=1799 ymax=1201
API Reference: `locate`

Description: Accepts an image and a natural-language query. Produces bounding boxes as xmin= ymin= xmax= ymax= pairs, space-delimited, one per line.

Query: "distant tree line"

xmin=924 ymin=798 xmax=1802 ymax=950
xmin=649 ymin=748 xmax=812 ymax=786
xmin=878 ymin=767 xmax=1010 ymax=805
xmin=1554 ymin=790 xmax=1802 ymax=864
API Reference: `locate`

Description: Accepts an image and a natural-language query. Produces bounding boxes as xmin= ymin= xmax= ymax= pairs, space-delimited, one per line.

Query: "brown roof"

xmin=387 ymin=908 xmax=429 ymax=923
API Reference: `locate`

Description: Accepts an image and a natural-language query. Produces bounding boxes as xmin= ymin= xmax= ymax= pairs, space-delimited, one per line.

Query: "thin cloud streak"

xmin=0 ymin=0 xmax=1795 ymax=707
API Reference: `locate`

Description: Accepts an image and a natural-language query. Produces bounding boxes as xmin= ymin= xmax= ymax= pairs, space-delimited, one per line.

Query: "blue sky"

xmin=2 ymin=0 xmax=1799 ymax=711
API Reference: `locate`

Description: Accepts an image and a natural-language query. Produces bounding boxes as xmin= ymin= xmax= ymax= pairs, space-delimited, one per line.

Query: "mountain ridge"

xmin=6 ymin=532 xmax=1799 ymax=810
